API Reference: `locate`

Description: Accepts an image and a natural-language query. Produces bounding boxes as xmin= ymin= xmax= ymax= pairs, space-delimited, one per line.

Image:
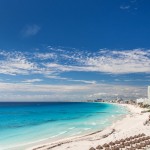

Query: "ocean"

xmin=0 ymin=102 xmax=128 ymax=150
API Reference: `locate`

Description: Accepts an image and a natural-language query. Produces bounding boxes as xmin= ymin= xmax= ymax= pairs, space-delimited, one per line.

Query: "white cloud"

xmin=46 ymin=75 xmax=68 ymax=80
xmin=0 ymin=55 xmax=36 ymax=75
xmin=43 ymin=49 xmax=150 ymax=74
xmin=45 ymin=75 xmax=96 ymax=84
xmin=22 ymin=79 xmax=43 ymax=83
xmin=0 ymin=82 xmax=90 ymax=93
xmin=21 ymin=24 xmax=40 ymax=37
xmin=0 ymin=48 xmax=150 ymax=75
xmin=35 ymin=53 xmax=57 ymax=60
xmin=68 ymin=79 xmax=96 ymax=84
xmin=81 ymin=49 xmax=150 ymax=74
xmin=0 ymin=48 xmax=149 ymax=101
xmin=0 ymin=82 xmax=147 ymax=101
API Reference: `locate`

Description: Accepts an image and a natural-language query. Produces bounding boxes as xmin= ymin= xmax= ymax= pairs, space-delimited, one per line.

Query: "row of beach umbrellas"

xmin=89 ymin=133 xmax=150 ymax=150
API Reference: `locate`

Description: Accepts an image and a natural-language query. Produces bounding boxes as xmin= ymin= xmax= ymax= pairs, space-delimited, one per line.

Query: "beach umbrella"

xmin=138 ymin=138 xmax=143 ymax=142
xmin=119 ymin=144 xmax=125 ymax=149
xmin=109 ymin=142 xmax=115 ymax=146
xmin=130 ymin=148 xmax=136 ymax=150
xmin=134 ymin=139 xmax=139 ymax=143
xmin=104 ymin=148 xmax=110 ymax=150
xmin=113 ymin=146 xmax=119 ymax=150
xmin=142 ymin=137 xmax=146 ymax=141
xmin=120 ymin=139 xmax=125 ymax=143
xmin=145 ymin=141 xmax=150 ymax=145
xmin=137 ymin=134 xmax=141 ymax=138
xmin=131 ymin=146 xmax=136 ymax=149
xmin=103 ymin=143 xmax=109 ymax=148
xmin=144 ymin=141 xmax=150 ymax=148
xmin=143 ymin=143 xmax=147 ymax=147
xmin=115 ymin=140 xmax=120 ymax=144
xmin=145 ymin=141 xmax=149 ymax=144
xmin=133 ymin=139 xmax=138 ymax=143
xmin=136 ymin=144 xmax=141 ymax=149
xmin=140 ymin=137 xmax=144 ymax=141
xmin=126 ymin=142 xmax=130 ymax=146
xmin=124 ymin=142 xmax=130 ymax=148
xmin=140 ymin=143 xmax=145 ymax=148
xmin=143 ymin=137 xmax=147 ymax=140
xmin=132 ymin=140 xmax=136 ymax=144
xmin=96 ymin=145 xmax=103 ymax=149
xmin=89 ymin=147 xmax=96 ymax=150
xmin=130 ymin=136 xmax=133 ymax=139
xmin=126 ymin=138 xmax=130 ymax=141
xmin=141 ymin=133 xmax=146 ymax=136
xmin=147 ymin=136 xmax=150 ymax=139
xmin=143 ymin=143 xmax=146 ymax=147
xmin=136 ymin=135 xmax=139 ymax=138
xmin=138 ymin=134 xmax=142 ymax=137
xmin=145 ymin=136 xmax=150 ymax=140
xmin=133 ymin=135 xmax=137 ymax=138
xmin=129 ymin=141 xmax=133 ymax=145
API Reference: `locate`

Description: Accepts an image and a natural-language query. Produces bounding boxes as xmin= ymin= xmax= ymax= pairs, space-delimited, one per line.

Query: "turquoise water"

xmin=0 ymin=102 xmax=128 ymax=150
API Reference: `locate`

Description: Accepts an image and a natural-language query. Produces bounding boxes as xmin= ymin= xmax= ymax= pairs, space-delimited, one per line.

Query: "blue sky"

xmin=0 ymin=0 xmax=150 ymax=101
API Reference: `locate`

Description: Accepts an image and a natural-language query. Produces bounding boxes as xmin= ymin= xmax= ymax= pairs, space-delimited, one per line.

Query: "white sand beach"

xmin=28 ymin=104 xmax=150 ymax=150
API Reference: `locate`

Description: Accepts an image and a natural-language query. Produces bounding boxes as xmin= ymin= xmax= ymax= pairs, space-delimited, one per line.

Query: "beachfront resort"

xmin=92 ymin=86 xmax=150 ymax=108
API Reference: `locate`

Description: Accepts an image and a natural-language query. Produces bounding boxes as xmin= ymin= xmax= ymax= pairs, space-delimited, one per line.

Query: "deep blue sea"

xmin=0 ymin=102 xmax=128 ymax=150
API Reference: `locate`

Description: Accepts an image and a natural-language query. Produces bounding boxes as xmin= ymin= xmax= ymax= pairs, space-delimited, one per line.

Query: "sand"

xmin=28 ymin=103 xmax=150 ymax=150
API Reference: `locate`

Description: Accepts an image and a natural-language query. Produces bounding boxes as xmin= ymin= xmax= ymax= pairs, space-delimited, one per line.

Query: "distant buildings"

xmin=88 ymin=86 xmax=150 ymax=106
xmin=136 ymin=86 xmax=150 ymax=105
xmin=148 ymin=86 xmax=150 ymax=100
xmin=136 ymin=98 xmax=149 ymax=104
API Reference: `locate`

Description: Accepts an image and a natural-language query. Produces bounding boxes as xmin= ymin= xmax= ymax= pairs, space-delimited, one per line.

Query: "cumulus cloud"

xmin=21 ymin=24 xmax=40 ymax=37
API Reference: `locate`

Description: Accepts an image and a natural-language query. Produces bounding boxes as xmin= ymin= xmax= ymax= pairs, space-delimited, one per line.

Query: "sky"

xmin=0 ymin=0 xmax=150 ymax=101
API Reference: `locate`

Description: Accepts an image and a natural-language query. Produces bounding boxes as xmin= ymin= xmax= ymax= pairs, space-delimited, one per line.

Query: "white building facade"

xmin=148 ymin=86 xmax=150 ymax=100
xmin=148 ymin=86 xmax=150 ymax=105
xmin=136 ymin=98 xmax=149 ymax=104
xmin=136 ymin=86 xmax=150 ymax=105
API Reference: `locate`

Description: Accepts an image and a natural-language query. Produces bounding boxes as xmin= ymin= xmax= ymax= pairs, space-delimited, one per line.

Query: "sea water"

xmin=0 ymin=102 xmax=128 ymax=150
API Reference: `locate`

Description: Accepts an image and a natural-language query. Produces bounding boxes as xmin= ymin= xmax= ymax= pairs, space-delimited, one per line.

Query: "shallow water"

xmin=0 ymin=102 xmax=128 ymax=150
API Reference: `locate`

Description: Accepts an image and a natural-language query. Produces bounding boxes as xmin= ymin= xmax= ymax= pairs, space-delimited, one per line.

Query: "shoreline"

xmin=4 ymin=102 xmax=127 ymax=150
xmin=25 ymin=103 xmax=149 ymax=150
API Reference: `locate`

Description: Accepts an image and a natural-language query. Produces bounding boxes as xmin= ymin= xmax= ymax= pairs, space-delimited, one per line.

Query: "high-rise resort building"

xmin=148 ymin=86 xmax=150 ymax=100
xmin=146 ymin=86 xmax=150 ymax=105
xmin=136 ymin=86 xmax=150 ymax=105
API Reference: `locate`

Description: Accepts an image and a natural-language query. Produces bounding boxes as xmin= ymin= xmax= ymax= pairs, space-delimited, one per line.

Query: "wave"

xmin=68 ymin=127 xmax=75 ymax=130
xmin=50 ymin=131 xmax=68 ymax=138
xmin=91 ymin=122 xmax=96 ymax=126
xmin=84 ymin=128 xmax=91 ymax=130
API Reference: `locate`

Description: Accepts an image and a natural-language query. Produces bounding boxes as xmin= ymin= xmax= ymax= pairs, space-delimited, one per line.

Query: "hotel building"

xmin=148 ymin=86 xmax=150 ymax=100
xmin=136 ymin=86 xmax=150 ymax=105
